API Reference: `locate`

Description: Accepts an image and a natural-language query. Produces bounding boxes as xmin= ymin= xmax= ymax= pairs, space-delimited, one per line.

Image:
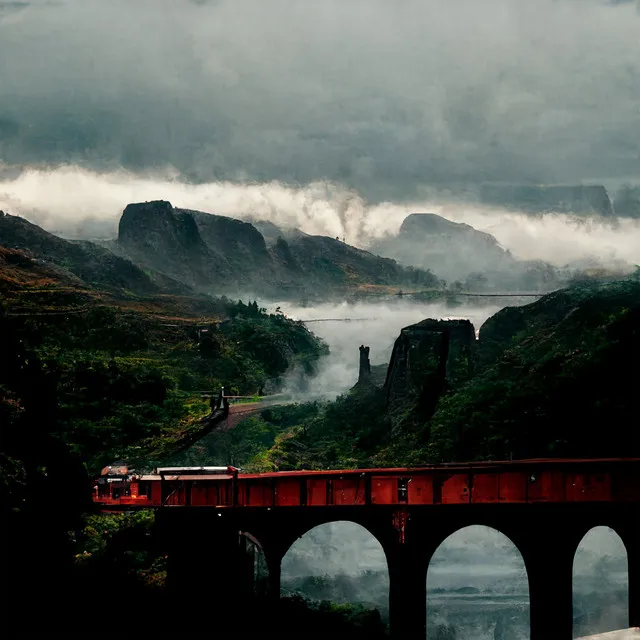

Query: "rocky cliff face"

xmin=384 ymin=318 xmax=476 ymax=420
xmin=118 ymin=201 xmax=274 ymax=290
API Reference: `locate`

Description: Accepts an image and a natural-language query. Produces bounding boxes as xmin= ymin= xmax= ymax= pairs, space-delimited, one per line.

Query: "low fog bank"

xmin=282 ymin=523 xmax=629 ymax=638
xmin=1 ymin=167 xmax=639 ymax=275
xmin=264 ymin=298 xmax=506 ymax=400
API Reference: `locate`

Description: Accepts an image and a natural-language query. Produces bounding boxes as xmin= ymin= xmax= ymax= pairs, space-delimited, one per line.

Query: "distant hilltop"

xmin=478 ymin=183 xmax=615 ymax=216
xmin=471 ymin=182 xmax=640 ymax=218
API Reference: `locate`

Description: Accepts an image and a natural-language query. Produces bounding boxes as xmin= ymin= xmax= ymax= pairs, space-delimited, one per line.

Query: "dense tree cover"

xmin=424 ymin=280 xmax=640 ymax=462
xmin=1 ymin=300 xmax=326 ymax=472
xmin=0 ymin=295 xmax=326 ymax=632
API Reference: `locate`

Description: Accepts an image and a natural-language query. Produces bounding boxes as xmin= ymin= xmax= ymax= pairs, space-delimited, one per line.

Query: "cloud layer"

xmin=1 ymin=0 xmax=639 ymax=202
xmin=2 ymin=166 xmax=639 ymax=272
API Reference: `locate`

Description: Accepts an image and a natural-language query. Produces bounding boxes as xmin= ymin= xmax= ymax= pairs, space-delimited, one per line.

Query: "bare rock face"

xmin=118 ymin=200 xmax=273 ymax=291
xmin=384 ymin=318 xmax=476 ymax=419
xmin=119 ymin=200 xmax=205 ymax=257
xmin=358 ymin=345 xmax=371 ymax=385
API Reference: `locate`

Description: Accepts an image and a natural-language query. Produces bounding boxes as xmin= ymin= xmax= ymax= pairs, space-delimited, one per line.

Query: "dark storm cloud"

xmin=1 ymin=0 xmax=639 ymax=202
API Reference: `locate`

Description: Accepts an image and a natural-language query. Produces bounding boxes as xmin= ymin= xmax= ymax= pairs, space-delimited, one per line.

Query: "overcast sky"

xmin=1 ymin=0 xmax=639 ymax=203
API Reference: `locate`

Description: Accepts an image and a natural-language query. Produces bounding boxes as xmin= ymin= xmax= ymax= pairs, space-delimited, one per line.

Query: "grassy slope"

xmin=0 ymin=213 xmax=163 ymax=293
xmin=0 ymin=248 xmax=327 ymax=473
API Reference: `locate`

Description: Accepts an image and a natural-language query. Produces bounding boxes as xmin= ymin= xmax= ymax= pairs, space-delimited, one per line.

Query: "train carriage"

xmin=92 ymin=459 xmax=639 ymax=509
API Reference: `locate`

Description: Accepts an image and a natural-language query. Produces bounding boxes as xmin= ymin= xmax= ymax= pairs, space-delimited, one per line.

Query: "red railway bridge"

xmin=95 ymin=458 xmax=639 ymax=639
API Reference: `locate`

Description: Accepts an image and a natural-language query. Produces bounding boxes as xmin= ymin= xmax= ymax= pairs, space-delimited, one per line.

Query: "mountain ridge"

xmin=117 ymin=200 xmax=440 ymax=296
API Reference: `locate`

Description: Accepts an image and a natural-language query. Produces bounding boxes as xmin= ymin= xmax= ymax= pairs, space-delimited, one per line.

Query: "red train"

xmin=93 ymin=458 xmax=639 ymax=509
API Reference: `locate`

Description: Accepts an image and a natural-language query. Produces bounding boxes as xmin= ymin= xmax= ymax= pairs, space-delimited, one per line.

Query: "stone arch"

xmin=280 ymin=520 xmax=390 ymax=623
xmin=573 ymin=526 xmax=629 ymax=638
xmin=427 ymin=524 xmax=530 ymax=640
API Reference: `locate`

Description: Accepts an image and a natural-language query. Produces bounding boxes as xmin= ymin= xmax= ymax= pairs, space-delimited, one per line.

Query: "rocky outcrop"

xmin=118 ymin=201 xmax=274 ymax=291
xmin=358 ymin=345 xmax=371 ymax=384
xmin=478 ymin=184 xmax=614 ymax=216
xmin=384 ymin=318 xmax=476 ymax=419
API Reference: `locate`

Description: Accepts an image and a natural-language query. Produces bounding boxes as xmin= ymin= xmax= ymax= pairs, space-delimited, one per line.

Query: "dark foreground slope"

xmin=225 ymin=279 xmax=640 ymax=471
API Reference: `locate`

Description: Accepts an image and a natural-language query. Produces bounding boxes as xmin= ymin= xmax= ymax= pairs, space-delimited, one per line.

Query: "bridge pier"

xmin=377 ymin=512 xmax=434 ymax=640
xmin=158 ymin=510 xmax=256 ymax=621
xmin=387 ymin=544 xmax=428 ymax=639
xmin=262 ymin=543 xmax=285 ymax=600
xmin=524 ymin=539 xmax=575 ymax=640
xmin=502 ymin=513 xmax=582 ymax=640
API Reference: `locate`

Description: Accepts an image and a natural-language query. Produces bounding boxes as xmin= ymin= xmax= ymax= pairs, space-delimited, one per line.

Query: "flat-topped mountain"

xmin=119 ymin=201 xmax=273 ymax=291
xmin=478 ymin=183 xmax=614 ymax=216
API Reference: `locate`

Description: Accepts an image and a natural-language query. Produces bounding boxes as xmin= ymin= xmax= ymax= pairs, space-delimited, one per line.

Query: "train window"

xmin=398 ymin=478 xmax=409 ymax=503
xmin=112 ymin=488 xmax=121 ymax=499
xmin=138 ymin=481 xmax=150 ymax=498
